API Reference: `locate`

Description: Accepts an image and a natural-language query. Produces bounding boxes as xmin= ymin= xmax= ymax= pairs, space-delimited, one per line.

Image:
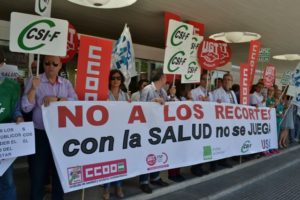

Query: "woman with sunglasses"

xmin=103 ymin=69 xmax=127 ymax=200
xmin=22 ymin=55 xmax=77 ymax=200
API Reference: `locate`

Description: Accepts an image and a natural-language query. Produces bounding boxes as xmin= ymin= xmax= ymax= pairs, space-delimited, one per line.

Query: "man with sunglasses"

xmin=22 ymin=55 xmax=78 ymax=200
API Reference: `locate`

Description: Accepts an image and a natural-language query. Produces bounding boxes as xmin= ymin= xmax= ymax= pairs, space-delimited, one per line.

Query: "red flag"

xmin=187 ymin=20 xmax=205 ymax=36
xmin=248 ymin=40 xmax=261 ymax=85
xmin=240 ymin=63 xmax=251 ymax=105
xmin=76 ymin=35 xmax=112 ymax=100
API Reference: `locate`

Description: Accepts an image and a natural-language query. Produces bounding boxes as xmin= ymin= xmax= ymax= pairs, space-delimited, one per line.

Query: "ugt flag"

xmin=112 ymin=24 xmax=137 ymax=88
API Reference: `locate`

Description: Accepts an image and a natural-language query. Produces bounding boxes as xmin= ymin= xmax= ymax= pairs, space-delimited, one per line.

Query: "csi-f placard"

xmin=165 ymin=19 xmax=193 ymax=49
xmin=181 ymin=57 xmax=201 ymax=84
xmin=163 ymin=47 xmax=190 ymax=75
xmin=35 ymin=0 xmax=52 ymax=17
xmin=9 ymin=12 xmax=68 ymax=56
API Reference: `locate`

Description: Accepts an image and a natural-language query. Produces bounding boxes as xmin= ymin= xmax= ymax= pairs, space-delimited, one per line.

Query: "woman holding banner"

xmin=102 ymin=69 xmax=128 ymax=200
xmin=22 ymin=55 xmax=77 ymax=200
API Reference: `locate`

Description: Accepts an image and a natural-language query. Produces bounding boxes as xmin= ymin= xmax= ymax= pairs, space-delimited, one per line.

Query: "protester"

xmin=0 ymin=49 xmax=24 ymax=200
xmin=264 ymin=86 xmax=280 ymax=155
xmin=212 ymin=73 xmax=237 ymax=168
xmin=250 ymin=82 xmax=266 ymax=107
xmin=190 ymin=72 xmax=211 ymax=176
xmin=166 ymin=84 xmax=186 ymax=182
xmin=139 ymin=67 xmax=169 ymax=194
xmin=214 ymin=77 xmax=223 ymax=90
xmin=102 ymin=69 xmax=128 ymax=200
xmin=191 ymin=72 xmax=213 ymax=102
xmin=231 ymin=83 xmax=240 ymax=104
xmin=131 ymin=79 xmax=149 ymax=101
xmin=266 ymin=86 xmax=276 ymax=108
xmin=22 ymin=55 xmax=78 ymax=200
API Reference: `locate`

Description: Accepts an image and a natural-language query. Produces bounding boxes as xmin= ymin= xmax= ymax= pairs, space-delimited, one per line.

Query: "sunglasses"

xmin=44 ymin=61 xmax=59 ymax=67
xmin=111 ymin=76 xmax=121 ymax=81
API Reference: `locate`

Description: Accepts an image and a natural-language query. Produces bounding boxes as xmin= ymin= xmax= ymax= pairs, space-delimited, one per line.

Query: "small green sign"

xmin=203 ymin=146 xmax=212 ymax=160
xmin=258 ymin=48 xmax=271 ymax=62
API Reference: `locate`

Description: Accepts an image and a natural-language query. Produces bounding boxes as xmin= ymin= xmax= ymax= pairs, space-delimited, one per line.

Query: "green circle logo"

xmin=167 ymin=51 xmax=185 ymax=72
xmin=185 ymin=61 xmax=197 ymax=80
xmin=171 ymin=25 xmax=189 ymax=46
xmin=18 ymin=19 xmax=56 ymax=51
xmin=39 ymin=0 xmax=49 ymax=12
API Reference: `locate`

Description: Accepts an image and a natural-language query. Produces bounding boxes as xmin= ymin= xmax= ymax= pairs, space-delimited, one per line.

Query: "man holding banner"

xmin=212 ymin=73 xmax=237 ymax=168
xmin=22 ymin=55 xmax=77 ymax=200
xmin=0 ymin=49 xmax=24 ymax=200
xmin=139 ymin=68 xmax=169 ymax=193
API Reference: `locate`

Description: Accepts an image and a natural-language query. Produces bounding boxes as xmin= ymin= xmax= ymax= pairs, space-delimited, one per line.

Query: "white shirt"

xmin=250 ymin=91 xmax=266 ymax=107
xmin=212 ymin=87 xmax=237 ymax=104
xmin=191 ymin=86 xmax=213 ymax=101
xmin=131 ymin=91 xmax=141 ymax=101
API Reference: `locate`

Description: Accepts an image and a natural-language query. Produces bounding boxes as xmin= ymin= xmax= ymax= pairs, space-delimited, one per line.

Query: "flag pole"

xmin=36 ymin=54 xmax=40 ymax=76
xmin=81 ymin=189 xmax=85 ymax=200
xmin=172 ymin=74 xmax=176 ymax=87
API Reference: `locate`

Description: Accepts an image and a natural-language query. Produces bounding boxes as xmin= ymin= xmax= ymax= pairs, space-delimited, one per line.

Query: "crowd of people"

xmin=0 ymin=51 xmax=298 ymax=200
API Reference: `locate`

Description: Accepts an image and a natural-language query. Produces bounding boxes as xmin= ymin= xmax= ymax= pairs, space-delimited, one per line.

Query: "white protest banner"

xmin=165 ymin=20 xmax=193 ymax=49
xmin=35 ymin=0 xmax=52 ymax=17
xmin=42 ymin=101 xmax=277 ymax=192
xmin=281 ymin=71 xmax=292 ymax=86
xmin=9 ymin=12 xmax=68 ymax=56
xmin=292 ymin=89 xmax=300 ymax=107
xmin=181 ymin=57 xmax=201 ymax=83
xmin=164 ymin=47 xmax=190 ymax=74
xmin=0 ymin=158 xmax=16 ymax=176
xmin=292 ymin=63 xmax=300 ymax=87
xmin=287 ymin=85 xmax=297 ymax=97
xmin=0 ymin=122 xmax=35 ymax=160
xmin=0 ymin=64 xmax=19 ymax=80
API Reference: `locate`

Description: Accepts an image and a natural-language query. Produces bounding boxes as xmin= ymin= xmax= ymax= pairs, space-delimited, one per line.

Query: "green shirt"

xmin=0 ymin=78 xmax=20 ymax=123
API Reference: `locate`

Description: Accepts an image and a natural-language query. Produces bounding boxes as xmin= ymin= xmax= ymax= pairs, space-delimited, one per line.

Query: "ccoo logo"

xmin=18 ymin=19 xmax=61 ymax=51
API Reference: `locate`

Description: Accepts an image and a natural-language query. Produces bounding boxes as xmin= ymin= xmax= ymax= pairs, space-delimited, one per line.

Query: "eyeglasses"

xmin=111 ymin=76 xmax=121 ymax=81
xmin=44 ymin=61 xmax=59 ymax=67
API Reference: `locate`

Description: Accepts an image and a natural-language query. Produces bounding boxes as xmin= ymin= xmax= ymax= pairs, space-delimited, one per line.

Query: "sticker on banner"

xmin=146 ymin=152 xmax=169 ymax=171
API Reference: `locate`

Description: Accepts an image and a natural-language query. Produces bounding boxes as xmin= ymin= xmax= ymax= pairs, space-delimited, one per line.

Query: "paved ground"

xmin=13 ymin=144 xmax=300 ymax=200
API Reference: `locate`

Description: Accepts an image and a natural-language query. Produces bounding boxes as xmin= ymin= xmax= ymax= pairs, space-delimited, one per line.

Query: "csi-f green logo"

xmin=38 ymin=0 xmax=50 ymax=12
xmin=171 ymin=25 xmax=190 ymax=46
xmin=167 ymin=51 xmax=186 ymax=72
xmin=18 ymin=19 xmax=61 ymax=51
xmin=241 ymin=140 xmax=252 ymax=153
xmin=185 ymin=61 xmax=198 ymax=80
